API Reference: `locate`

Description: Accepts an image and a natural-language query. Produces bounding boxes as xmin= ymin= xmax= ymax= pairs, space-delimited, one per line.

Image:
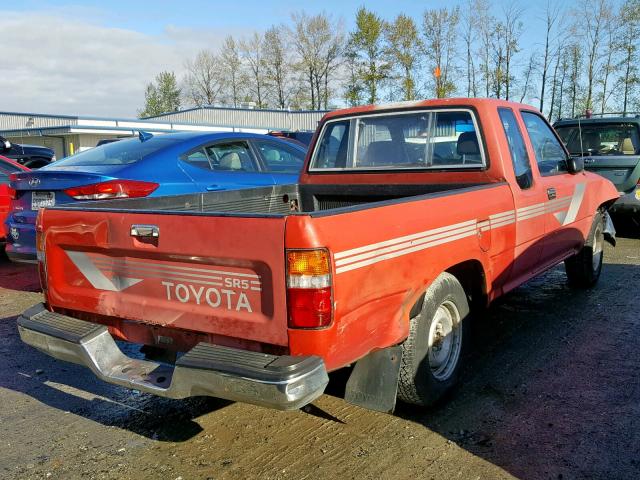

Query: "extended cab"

xmin=18 ymin=99 xmax=618 ymax=413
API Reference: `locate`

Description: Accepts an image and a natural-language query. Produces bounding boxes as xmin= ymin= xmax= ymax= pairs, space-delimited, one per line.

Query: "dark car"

xmin=0 ymin=135 xmax=56 ymax=168
xmin=554 ymin=114 xmax=640 ymax=226
xmin=268 ymin=130 xmax=314 ymax=147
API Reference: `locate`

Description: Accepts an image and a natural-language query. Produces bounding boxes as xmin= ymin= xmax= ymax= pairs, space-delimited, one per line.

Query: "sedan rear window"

xmin=309 ymin=109 xmax=485 ymax=171
xmin=555 ymin=123 xmax=640 ymax=156
xmin=51 ymin=137 xmax=180 ymax=167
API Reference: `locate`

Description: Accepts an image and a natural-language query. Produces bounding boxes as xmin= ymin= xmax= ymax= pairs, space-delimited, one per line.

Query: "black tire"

xmin=565 ymin=211 xmax=605 ymax=288
xmin=398 ymin=272 xmax=470 ymax=406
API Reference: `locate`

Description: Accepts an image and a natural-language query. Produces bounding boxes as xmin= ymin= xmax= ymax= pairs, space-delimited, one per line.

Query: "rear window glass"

xmin=309 ymin=110 xmax=485 ymax=171
xmin=555 ymin=123 xmax=640 ymax=156
xmin=51 ymin=137 xmax=180 ymax=167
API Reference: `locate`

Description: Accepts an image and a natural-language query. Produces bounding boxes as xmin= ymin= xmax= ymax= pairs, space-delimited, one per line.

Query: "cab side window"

xmin=521 ymin=111 xmax=568 ymax=175
xmin=499 ymin=108 xmax=533 ymax=189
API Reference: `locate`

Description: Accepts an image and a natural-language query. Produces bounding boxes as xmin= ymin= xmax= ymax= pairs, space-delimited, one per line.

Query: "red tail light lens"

xmin=64 ymin=180 xmax=159 ymax=200
xmin=8 ymin=187 xmax=17 ymax=199
xmin=9 ymin=173 xmax=18 ymax=182
xmin=286 ymin=249 xmax=333 ymax=328
xmin=287 ymin=287 xmax=333 ymax=328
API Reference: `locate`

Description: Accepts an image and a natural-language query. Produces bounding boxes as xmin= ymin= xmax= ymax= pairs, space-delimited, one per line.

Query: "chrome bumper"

xmin=18 ymin=304 xmax=328 ymax=410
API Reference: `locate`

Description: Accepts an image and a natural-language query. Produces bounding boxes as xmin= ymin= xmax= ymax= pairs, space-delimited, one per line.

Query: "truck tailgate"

xmin=41 ymin=209 xmax=289 ymax=346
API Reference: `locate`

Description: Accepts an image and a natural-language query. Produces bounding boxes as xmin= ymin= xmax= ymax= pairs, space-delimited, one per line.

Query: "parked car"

xmin=5 ymin=131 xmax=307 ymax=262
xmin=268 ymin=130 xmax=314 ymax=147
xmin=0 ymin=155 xmax=29 ymax=247
xmin=0 ymin=135 xmax=56 ymax=168
xmin=554 ymin=114 xmax=640 ymax=227
xmin=17 ymin=99 xmax=619 ymax=414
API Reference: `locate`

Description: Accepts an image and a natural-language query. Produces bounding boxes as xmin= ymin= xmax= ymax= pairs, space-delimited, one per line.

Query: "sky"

xmin=1 ymin=0 xmax=555 ymax=118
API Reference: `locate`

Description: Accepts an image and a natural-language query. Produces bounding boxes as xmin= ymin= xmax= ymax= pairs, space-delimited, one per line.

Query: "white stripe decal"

xmin=334 ymin=184 xmax=586 ymax=274
xmin=334 ymin=219 xmax=477 ymax=260
xmin=562 ymin=183 xmax=585 ymax=225
xmin=335 ymin=223 xmax=478 ymax=267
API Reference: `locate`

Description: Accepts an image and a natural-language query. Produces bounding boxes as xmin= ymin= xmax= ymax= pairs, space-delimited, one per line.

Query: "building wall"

xmin=0 ymin=112 xmax=77 ymax=131
xmin=147 ymin=107 xmax=327 ymax=132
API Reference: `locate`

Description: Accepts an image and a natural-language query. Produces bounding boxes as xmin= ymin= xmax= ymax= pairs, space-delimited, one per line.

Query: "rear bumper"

xmin=18 ymin=304 xmax=329 ymax=410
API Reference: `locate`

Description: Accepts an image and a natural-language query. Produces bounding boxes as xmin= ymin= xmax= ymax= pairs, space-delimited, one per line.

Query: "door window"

xmin=204 ymin=142 xmax=256 ymax=172
xmin=255 ymin=141 xmax=305 ymax=174
xmin=499 ymin=108 xmax=533 ymax=189
xmin=521 ymin=111 xmax=568 ymax=175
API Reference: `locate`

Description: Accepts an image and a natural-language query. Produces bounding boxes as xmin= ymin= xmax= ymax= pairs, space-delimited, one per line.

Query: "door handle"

xmin=130 ymin=224 xmax=159 ymax=238
xmin=547 ymin=188 xmax=556 ymax=200
xmin=206 ymin=185 xmax=224 ymax=191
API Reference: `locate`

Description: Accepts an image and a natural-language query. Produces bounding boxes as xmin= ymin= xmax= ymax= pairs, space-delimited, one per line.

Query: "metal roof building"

xmin=0 ymin=107 xmax=327 ymax=159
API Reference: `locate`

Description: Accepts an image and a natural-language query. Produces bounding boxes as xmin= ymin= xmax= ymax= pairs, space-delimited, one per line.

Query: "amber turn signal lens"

xmin=287 ymin=249 xmax=330 ymax=276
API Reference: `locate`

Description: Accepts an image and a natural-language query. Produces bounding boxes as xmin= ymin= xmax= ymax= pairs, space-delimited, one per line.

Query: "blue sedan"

xmin=5 ymin=131 xmax=307 ymax=262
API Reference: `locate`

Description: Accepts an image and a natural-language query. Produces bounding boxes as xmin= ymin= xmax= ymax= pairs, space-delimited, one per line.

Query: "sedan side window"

xmin=204 ymin=141 xmax=257 ymax=172
xmin=521 ymin=111 xmax=568 ymax=175
xmin=255 ymin=141 xmax=305 ymax=174
xmin=183 ymin=149 xmax=212 ymax=170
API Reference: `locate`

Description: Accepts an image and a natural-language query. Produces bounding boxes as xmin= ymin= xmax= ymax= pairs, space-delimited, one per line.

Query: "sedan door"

xmin=180 ymin=139 xmax=275 ymax=192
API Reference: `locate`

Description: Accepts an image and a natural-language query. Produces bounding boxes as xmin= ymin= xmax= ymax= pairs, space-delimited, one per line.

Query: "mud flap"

xmin=344 ymin=346 xmax=402 ymax=413
xmin=603 ymin=211 xmax=616 ymax=246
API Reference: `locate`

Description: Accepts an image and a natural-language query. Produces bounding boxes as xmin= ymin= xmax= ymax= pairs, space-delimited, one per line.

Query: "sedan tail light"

xmin=64 ymin=180 xmax=159 ymax=200
xmin=7 ymin=187 xmax=17 ymax=199
xmin=286 ymin=249 xmax=333 ymax=328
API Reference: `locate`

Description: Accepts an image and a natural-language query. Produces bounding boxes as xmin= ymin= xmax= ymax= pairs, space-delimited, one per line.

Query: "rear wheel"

xmin=398 ymin=272 xmax=469 ymax=406
xmin=565 ymin=211 xmax=605 ymax=288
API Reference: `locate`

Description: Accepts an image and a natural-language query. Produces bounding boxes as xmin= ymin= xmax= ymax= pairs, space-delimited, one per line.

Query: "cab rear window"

xmin=309 ymin=109 xmax=485 ymax=171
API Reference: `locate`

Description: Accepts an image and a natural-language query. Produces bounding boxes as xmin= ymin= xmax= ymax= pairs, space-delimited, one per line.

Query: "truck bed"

xmin=53 ymin=182 xmax=491 ymax=216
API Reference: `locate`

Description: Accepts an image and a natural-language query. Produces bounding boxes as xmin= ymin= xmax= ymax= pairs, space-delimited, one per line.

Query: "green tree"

xmin=423 ymin=7 xmax=460 ymax=98
xmin=139 ymin=71 xmax=181 ymax=118
xmin=617 ymin=0 xmax=640 ymax=114
xmin=385 ymin=14 xmax=421 ymax=101
xmin=348 ymin=7 xmax=389 ymax=104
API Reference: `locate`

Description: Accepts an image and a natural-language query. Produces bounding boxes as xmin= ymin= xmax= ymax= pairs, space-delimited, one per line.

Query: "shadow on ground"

xmin=0 ymin=314 xmax=231 ymax=442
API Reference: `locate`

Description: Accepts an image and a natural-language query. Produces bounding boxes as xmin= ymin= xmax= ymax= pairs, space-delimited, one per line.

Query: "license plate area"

xmin=32 ymin=192 xmax=55 ymax=210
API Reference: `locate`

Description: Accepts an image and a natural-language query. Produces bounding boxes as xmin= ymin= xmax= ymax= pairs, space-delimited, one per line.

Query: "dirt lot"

xmin=1 ymin=236 xmax=639 ymax=480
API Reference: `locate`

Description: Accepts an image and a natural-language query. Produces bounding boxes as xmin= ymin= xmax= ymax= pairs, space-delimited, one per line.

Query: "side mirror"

xmin=567 ymin=156 xmax=584 ymax=174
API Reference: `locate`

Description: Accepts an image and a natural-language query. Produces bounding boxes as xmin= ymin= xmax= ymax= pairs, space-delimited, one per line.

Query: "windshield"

xmin=309 ymin=109 xmax=485 ymax=171
xmin=555 ymin=123 xmax=640 ymax=156
xmin=51 ymin=136 xmax=181 ymax=167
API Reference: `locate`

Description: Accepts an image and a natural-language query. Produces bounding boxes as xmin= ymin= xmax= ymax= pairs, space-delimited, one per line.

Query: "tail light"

xmin=7 ymin=187 xmax=16 ymax=199
xmin=286 ymin=249 xmax=333 ymax=328
xmin=64 ymin=180 xmax=158 ymax=200
xmin=35 ymin=210 xmax=47 ymax=292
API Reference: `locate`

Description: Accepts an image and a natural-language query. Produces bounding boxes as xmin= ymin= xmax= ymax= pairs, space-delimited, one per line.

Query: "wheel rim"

xmin=592 ymin=224 xmax=603 ymax=271
xmin=427 ymin=300 xmax=462 ymax=381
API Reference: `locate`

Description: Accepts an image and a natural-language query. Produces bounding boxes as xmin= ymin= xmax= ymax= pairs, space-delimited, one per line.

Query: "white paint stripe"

xmin=92 ymin=261 xmax=225 ymax=282
xmin=333 ymin=219 xmax=477 ymax=260
xmin=489 ymin=218 xmax=516 ymax=229
xmin=517 ymin=202 xmax=545 ymax=213
xmin=489 ymin=210 xmax=515 ymax=219
xmin=563 ymin=183 xmax=585 ymax=225
xmin=87 ymin=255 xmax=259 ymax=279
xmin=517 ymin=210 xmax=548 ymax=221
xmin=335 ymin=223 xmax=479 ymax=267
xmin=334 ymin=187 xmax=585 ymax=275
xmin=336 ymin=229 xmax=478 ymax=274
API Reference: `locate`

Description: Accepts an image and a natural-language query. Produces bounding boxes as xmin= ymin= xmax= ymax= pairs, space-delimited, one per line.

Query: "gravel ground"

xmin=0 ymin=235 xmax=638 ymax=480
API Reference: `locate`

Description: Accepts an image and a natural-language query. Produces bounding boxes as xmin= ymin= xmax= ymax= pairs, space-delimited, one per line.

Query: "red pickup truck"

xmin=18 ymin=99 xmax=618 ymax=413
